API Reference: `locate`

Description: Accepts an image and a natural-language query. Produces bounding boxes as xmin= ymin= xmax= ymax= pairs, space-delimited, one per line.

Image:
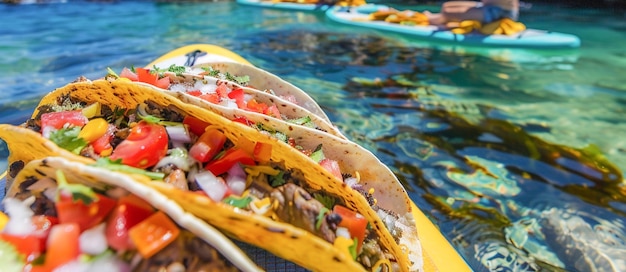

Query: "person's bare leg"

xmin=425 ymin=1 xmax=488 ymax=25
xmin=441 ymin=1 xmax=485 ymax=22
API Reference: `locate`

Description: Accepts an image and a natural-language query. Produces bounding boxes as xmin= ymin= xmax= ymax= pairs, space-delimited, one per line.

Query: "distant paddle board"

xmin=236 ymin=0 xmax=333 ymax=11
xmin=326 ymin=5 xmax=581 ymax=49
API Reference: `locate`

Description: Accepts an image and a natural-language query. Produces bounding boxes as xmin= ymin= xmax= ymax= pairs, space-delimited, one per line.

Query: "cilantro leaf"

xmin=55 ymin=169 xmax=98 ymax=205
xmin=309 ymin=144 xmax=325 ymax=163
xmin=106 ymin=67 xmax=120 ymax=78
xmin=313 ymin=193 xmax=335 ymax=210
xmin=166 ymin=64 xmax=187 ymax=76
xmin=315 ymin=207 xmax=329 ymax=230
xmin=223 ymin=195 xmax=253 ymax=208
xmin=91 ymin=158 xmax=165 ymax=180
xmin=49 ymin=127 xmax=88 ymax=154
xmin=269 ymin=171 xmax=286 ymax=187
xmin=348 ymin=237 xmax=358 ymax=260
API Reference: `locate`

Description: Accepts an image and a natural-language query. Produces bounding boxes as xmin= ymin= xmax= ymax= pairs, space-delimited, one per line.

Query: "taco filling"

xmin=109 ymin=66 xmax=323 ymax=131
xmin=1 ymin=170 xmax=239 ymax=272
xmin=16 ymin=92 xmax=404 ymax=271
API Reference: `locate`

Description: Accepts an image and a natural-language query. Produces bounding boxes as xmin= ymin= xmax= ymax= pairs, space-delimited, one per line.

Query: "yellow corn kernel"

xmin=253 ymin=197 xmax=271 ymax=210
xmin=0 ymin=211 xmax=8 ymax=231
xmin=78 ymin=118 xmax=108 ymax=143
xmin=81 ymin=102 xmax=101 ymax=119
xmin=117 ymin=77 xmax=132 ymax=83
xmin=100 ymin=147 xmax=113 ymax=157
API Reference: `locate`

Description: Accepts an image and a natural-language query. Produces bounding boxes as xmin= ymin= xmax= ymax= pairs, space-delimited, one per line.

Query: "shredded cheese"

xmin=333 ymin=236 xmax=354 ymax=259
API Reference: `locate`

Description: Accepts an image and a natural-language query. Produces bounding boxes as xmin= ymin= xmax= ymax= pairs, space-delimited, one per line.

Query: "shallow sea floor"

xmin=1 ymin=1 xmax=625 ymax=271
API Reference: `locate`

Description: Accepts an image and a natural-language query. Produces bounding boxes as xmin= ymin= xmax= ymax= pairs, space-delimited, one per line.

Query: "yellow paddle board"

xmin=148 ymin=43 xmax=472 ymax=272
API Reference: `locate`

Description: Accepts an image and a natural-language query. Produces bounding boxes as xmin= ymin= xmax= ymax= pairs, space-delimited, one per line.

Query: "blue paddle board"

xmin=236 ymin=0 xmax=333 ymax=11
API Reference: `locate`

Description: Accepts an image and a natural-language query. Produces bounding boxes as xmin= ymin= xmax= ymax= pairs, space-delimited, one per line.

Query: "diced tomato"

xmin=154 ymin=77 xmax=171 ymax=89
xmin=0 ymin=233 xmax=44 ymax=260
xmin=215 ymin=83 xmax=230 ymax=98
xmin=183 ymin=115 xmax=211 ymax=136
xmin=117 ymin=194 xmax=154 ymax=213
xmin=105 ymin=201 xmax=154 ymax=251
xmin=109 ymin=121 xmax=169 ymax=169
xmin=40 ymin=111 xmax=88 ymax=131
xmin=205 ymin=148 xmax=256 ymax=176
xmin=44 ymin=223 xmax=81 ymax=269
xmin=199 ymin=93 xmax=221 ymax=104
xmin=31 ymin=215 xmax=59 ymax=251
xmin=91 ymin=124 xmax=115 ymax=156
xmin=119 ymin=67 xmax=138 ymax=81
xmin=232 ymin=116 xmax=254 ymax=126
xmin=187 ymin=90 xmax=202 ymax=96
xmin=264 ymin=104 xmax=281 ymax=119
xmin=320 ymin=158 xmax=343 ymax=182
xmin=189 ymin=128 xmax=227 ymax=163
xmin=227 ymin=88 xmax=246 ymax=109
xmin=246 ymin=99 xmax=268 ymax=114
xmin=333 ymin=205 xmax=368 ymax=251
xmin=129 ymin=211 xmax=180 ymax=259
xmin=55 ymin=194 xmax=116 ymax=232
xmin=135 ymin=68 xmax=171 ymax=89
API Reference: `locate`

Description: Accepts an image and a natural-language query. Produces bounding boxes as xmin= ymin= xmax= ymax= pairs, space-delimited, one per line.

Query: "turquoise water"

xmin=1 ymin=1 xmax=625 ymax=271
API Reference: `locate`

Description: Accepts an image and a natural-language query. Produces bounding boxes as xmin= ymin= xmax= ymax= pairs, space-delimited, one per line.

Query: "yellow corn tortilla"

xmin=0 ymin=78 xmax=422 ymax=272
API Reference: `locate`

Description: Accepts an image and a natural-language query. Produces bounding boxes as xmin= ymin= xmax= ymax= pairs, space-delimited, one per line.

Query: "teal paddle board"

xmin=326 ymin=5 xmax=581 ymax=49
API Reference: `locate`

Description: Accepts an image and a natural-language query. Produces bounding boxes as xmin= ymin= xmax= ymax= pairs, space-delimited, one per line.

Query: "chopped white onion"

xmin=344 ymin=177 xmax=358 ymax=188
xmin=155 ymin=148 xmax=192 ymax=171
xmin=54 ymin=251 xmax=130 ymax=272
xmin=226 ymin=164 xmax=247 ymax=196
xmin=166 ymin=125 xmax=192 ymax=144
xmin=2 ymin=197 xmax=36 ymax=236
xmin=41 ymin=126 xmax=54 ymax=139
xmin=195 ymin=80 xmax=217 ymax=94
xmin=336 ymin=227 xmax=351 ymax=239
xmin=195 ymin=171 xmax=229 ymax=202
xmin=169 ymin=83 xmax=189 ymax=93
xmin=220 ymin=99 xmax=238 ymax=109
xmin=377 ymin=209 xmax=395 ymax=231
xmin=243 ymin=93 xmax=254 ymax=102
xmin=79 ymin=223 xmax=108 ymax=255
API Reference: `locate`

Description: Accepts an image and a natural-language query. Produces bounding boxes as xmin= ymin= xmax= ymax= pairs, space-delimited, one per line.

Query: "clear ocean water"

xmin=1 ymin=1 xmax=625 ymax=271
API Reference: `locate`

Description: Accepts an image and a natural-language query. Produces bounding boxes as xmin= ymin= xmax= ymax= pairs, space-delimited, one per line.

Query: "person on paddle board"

xmin=425 ymin=0 xmax=519 ymax=25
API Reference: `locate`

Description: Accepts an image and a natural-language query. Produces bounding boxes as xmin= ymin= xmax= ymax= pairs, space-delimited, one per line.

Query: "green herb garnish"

xmin=269 ymin=171 xmax=286 ymax=187
xmin=309 ymin=144 xmax=325 ymax=163
xmin=92 ymin=158 xmax=165 ymax=180
xmin=315 ymin=207 xmax=329 ymax=230
xmin=313 ymin=193 xmax=335 ymax=210
xmin=55 ymin=169 xmax=98 ymax=204
xmin=348 ymin=237 xmax=358 ymax=260
xmin=286 ymin=116 xmax=315 ymax=128
xmin=49 ymin=127 xmax=88 ymax=154
xmin=223 ymin=195 xmax=254 ymax=208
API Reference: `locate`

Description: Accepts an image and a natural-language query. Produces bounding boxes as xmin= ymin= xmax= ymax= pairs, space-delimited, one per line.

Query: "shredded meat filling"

xmin=133 ymin=230 xmax=240 ymax=272
xmin=270 ymin=183 xmax=338 ymax=243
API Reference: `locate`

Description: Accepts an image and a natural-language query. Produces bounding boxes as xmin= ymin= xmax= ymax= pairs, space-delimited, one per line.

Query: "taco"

xmin=0 ymin=156 xmax=262 ymax=271
xmin=0 ymin=78 xmax=422 ymax=271
xmin=110 ymin=63 xmax=346 ymax=139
